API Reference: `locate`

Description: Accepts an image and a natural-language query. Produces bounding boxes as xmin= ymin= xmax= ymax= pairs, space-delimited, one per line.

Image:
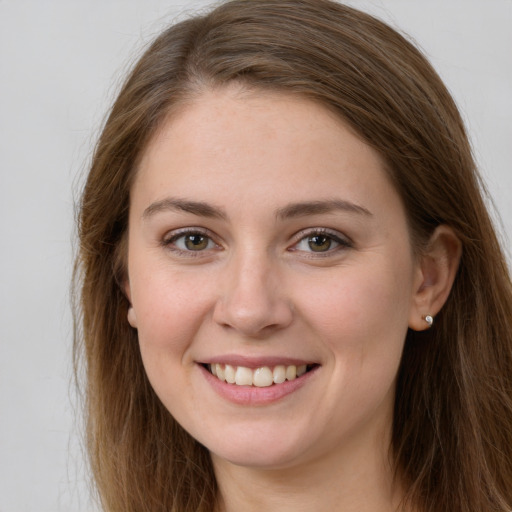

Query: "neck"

xmin=212 ymin=421 xmax=405 ymax=512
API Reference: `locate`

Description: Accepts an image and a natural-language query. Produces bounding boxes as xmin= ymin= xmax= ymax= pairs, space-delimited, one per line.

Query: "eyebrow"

xmin=142 ymin=197 xmax=372 ymax=221
xmin=142 ymin=198 xmax=228 ymax=220
xmin=276 ymin=199 xmax=372 ymax=219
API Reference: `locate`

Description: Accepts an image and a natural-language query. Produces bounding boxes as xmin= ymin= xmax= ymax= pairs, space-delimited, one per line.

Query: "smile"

xmin=207 ymin=363 xmax=316 ymax=387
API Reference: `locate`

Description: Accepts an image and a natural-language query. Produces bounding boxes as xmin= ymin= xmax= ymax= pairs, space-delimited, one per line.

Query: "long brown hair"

xmin=74 ymin=1 xmax=512 ymax=510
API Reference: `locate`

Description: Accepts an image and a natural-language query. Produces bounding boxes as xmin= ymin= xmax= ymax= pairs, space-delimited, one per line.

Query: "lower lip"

xmin=198 ymin=364 xmax=319 ymax=406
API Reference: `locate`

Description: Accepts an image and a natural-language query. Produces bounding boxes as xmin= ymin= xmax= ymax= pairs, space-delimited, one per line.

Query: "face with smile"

xmin=124 ymin=86 xmax=428 ymax=471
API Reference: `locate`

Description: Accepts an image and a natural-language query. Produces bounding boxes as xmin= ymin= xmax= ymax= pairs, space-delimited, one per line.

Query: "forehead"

xmin=133 ymin=87 xmax=402 ymax=222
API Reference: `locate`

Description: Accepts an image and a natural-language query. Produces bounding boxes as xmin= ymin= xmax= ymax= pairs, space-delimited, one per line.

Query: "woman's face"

xmin=125 ymin=87 xmax=424 ymax=470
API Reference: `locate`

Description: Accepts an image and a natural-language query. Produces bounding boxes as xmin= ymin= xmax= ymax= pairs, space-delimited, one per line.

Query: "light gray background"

xmin=1 ymin=1 xmax=510 ymax=511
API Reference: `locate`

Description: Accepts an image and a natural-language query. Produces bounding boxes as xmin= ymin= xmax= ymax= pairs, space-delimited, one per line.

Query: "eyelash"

xmin=289 ymin=228 xmax=353 ymax=257
xmin=161 ymin=227 xmax=352 ymax=257
xmin=162 ymin=228 xmax=221 ymax=257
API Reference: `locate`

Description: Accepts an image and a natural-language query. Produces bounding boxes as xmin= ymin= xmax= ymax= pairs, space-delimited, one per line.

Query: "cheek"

xmin=292 ymin=259 xmax=413 ymax=395
xmin=131 ymin=266 xmax=216 ymax=356
xmin=297 ymin=268 xmax=411 ymax=338
xmin=132 ymin=270 xmax=217 ymax=409
xmin=294 ymin=266 xmax=411 ymax=425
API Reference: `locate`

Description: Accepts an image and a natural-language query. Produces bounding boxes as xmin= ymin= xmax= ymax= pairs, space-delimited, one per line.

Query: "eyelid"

xmin=162 ymin=227 xmax=222 ymax=255
xmin=160 ymin=226 xmax=351 ymax=258
xmin=288 ymin=227 xmax=353 ymax=255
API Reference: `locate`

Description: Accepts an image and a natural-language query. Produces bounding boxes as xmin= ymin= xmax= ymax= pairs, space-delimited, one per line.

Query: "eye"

xmin=291 ymin=229 xmax=352 ymax=255
xmin=302 ymin=234 xmax=337 ymax=252
xmin=163 ymin=229 xmax=219 ymax=254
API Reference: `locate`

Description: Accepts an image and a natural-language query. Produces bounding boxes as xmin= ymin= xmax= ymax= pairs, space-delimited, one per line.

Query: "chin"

xmin=211 ymin=445 xmax=304 ymax=470
xmin=201 ymin=424 xmax=316 ymax=470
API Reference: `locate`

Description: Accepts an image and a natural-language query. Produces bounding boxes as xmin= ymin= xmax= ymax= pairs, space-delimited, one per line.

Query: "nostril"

xmin=211 ymin=263 xmax=294 ymax=336
xmin=213 ymin=301 xmax=293 ymax=337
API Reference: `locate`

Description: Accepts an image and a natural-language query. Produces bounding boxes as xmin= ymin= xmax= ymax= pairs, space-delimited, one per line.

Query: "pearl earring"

xmin=423 ymin=314 xmax=434 ymax=328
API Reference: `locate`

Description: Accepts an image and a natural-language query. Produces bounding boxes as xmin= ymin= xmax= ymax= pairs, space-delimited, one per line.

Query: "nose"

xmin=212 ymin=250 xmax=294 ymax=338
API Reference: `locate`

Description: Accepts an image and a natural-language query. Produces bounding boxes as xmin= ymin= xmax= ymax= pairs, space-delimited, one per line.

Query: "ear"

xmin=124 ymin=279 xmax=138 ymax=329
xmin=409 ymin=225 xmax=462 ymax=331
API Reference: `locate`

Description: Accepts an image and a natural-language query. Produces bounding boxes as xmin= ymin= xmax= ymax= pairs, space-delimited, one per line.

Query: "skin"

xmin=125 ymin=85 xmax=460 ymax=511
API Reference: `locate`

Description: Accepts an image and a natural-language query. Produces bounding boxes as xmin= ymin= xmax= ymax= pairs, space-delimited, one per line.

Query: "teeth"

xmin=216 ymin=364 xmax=225 ymax=381
xmin=235 ymin=366 xmax=253 ymax=386
xmin=224 ymin=364 xmax=236 ymax=384
xmin=297 ymin=364 xmax=307 ymax=377
xmin=253 ymin=367 xmax=273 ymax=387
xmin=285 ymin=365 xmax=296 ymax=381
xmin=273 ymin=365 xmax=286 ymax=384
xmin=209 ymin=363 xmax=311 ymax=387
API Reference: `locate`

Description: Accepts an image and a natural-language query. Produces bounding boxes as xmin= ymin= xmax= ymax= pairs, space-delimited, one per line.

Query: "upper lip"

xmin=198 ymin=354 xmax=318 ymax=368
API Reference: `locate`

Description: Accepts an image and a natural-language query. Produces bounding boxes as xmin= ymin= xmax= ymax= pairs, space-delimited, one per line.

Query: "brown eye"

xmin=184 ymin=234 xmax=209 ymax=251
xmin=291 ymin=229 xmax=350 ymax=256
xmin=164 ymin=231 xmax=217 ymax=253
xmin=307 ymin=235 xmax=333 ymax=252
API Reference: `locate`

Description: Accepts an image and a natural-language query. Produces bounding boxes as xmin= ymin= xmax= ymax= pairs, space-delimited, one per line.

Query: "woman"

xmin=74 ymin=1 xmax=512 ymax=511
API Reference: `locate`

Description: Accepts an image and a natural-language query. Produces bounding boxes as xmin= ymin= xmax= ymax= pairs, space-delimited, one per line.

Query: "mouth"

xmin=203 ymin=363 xmax=319 ymax=387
